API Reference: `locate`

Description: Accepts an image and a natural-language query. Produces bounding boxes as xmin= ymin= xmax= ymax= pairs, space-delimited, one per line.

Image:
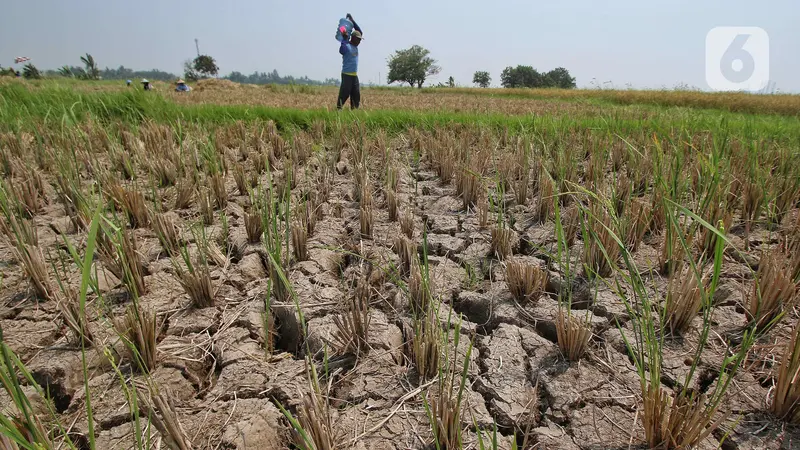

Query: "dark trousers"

xmin=337 ymin=74 xmax=360 ymax=109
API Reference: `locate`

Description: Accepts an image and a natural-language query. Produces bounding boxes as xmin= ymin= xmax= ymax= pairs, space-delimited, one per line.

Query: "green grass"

xmin=2 ymin=82 xmax=800 ymax=142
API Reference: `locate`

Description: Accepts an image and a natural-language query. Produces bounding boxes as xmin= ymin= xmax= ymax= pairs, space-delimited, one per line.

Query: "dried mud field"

xmin=1 ymin=115 xmax=800 ymax=450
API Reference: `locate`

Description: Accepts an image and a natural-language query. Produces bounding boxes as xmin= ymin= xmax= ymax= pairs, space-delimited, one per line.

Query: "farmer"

xmin=336 ymin=13 xmax=363 ymax=110
xmin=141 ymin=79 xmax=153 ymax=91
xmin=175 ymin=79 xmax=191 ymax=92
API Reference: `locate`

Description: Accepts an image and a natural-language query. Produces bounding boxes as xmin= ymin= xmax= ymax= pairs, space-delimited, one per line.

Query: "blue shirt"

xmin=339 ymin=41 xmax=359 ymax=74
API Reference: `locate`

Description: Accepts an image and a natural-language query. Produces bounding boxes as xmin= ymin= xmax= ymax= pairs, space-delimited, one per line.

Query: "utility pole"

xmin=195 ymin=38 xmax=200 ymax=57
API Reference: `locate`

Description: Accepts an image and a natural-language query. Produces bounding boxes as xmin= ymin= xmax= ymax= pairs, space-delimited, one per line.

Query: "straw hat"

xmin=141 ymin=79 xmax=149 ymax=83
xmin=176 ymin=79 xmax=185 ymax=84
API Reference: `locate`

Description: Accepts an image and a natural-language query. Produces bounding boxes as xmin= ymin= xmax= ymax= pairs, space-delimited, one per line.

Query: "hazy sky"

xmin=1 ymin=0 xmax=798 ymax=92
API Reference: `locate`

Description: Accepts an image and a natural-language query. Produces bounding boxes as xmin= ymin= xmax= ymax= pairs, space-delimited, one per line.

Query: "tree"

xmin=22 ymin=63 xmax=41 ymax=79
xmin=501 ymin=66 xmax=542 ymax=88
xmin=193 ymin=55 xmax=219 ymax=78
xmin=447 ymin=76 xmax=455 ymax=88
xmin=183 ymin=59 xmax=200 ymax=82
xmin=80 ymin=53 xmax=100 ymax=80
xmin=387 ymin=45 xmax=441 ymax=88
xmin=57 ymin=66 xmax=74 ymax=77
xmin=501 ymin=65 xmax=576 ymax=89
xmin=543 ymin=67 xmax=576 ymax=89
xmin=473 ymin=71 xmax=491 ymax=88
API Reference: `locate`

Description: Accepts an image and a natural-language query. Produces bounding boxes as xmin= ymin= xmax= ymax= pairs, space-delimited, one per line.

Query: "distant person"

xmin=126 ymin=79 xmax=132 ymax=86
xmin=336 ymin=13 xmax=362 ymax=110
xmin=141 ymin=79 xmax=153 ymax=91
xmin=15 ymin=71 xmax=20 ymax=78
xmin=175 ymin=79 xmax=191 ymax=92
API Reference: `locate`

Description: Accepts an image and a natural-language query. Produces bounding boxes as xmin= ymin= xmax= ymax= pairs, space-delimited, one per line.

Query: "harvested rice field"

xmin=1 ymin=80 xmax=799 ymax=449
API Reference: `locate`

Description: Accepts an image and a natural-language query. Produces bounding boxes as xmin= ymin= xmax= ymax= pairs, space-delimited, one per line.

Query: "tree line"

xmin=8 ymin=48 xmax=576 ymax=90
xmin=6 ymin=53 xmax=338 ymax=86
xmin=225 ymin=70 xmax=339 ymax=86
xmin=385 ymin=45 xmax=576 ymax=89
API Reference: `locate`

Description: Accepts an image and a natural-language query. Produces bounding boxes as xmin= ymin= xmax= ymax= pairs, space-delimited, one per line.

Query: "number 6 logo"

xmin=706 ymin=27 xmax=769 ymax=92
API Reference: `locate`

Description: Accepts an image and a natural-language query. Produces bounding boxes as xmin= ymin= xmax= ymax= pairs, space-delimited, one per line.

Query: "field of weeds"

xmin=1 ymin=80 xmax=800 ymax=449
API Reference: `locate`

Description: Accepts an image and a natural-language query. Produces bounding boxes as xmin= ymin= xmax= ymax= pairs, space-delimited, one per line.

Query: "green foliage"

xmin=22 ymin=63 xmax=41 ymax=80
xmin=473 ymin=71 xmax=491 ymax=88
xmin=501 ymin=65 xmax=576 ymax=88
xmin=57 ymin=66 xmax=74 ymax=77
xmin=193 ymin=55 xmax=219 ymax=78
xmin=80 ymin=53 xmax=100 ymax=80
xmin=183 ymin=59 xmax=199 ymax=82
xmin=500 ymin=65 xmax=541 ymax=88
xmin=387 ymin=45 xmax=441 ymax=88
xmin=225 ymin=69 xmax=338 ymax=86
xmin=544 ymin=67 xmax=577 ymax=89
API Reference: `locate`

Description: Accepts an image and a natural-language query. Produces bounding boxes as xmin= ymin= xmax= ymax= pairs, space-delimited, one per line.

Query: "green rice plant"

xmin=581 ymin=201 xmax=619 ymax=278
xmin=573 ymin=167 xmax=755 ymax=448
xmin=553 ymin=186 xmax=593 ymax=362
xmin=172 ymin=224 xmax=215 ymax=308
xmin=0 ymin=208 xmax=105 ymax=449
xmin=422 ymin=314 xmax=473 ymax=450
xmin=260 ymin=168 xmax=292 ymax=304
xmin=659 ymin=211 xmax=691 ymax=277
xmin=279 ymin=356 xmax=336 ymax=450
xmin=475 ymin=422 xmax=520 ymax=450
xmin=50 ymin=249 xmax=95 ymax=347
xmin=105 ymin=346 xmax=153 ymax=450
xmin=771 ymin=319 xmax=800 ymax=423
xmin=0 ymin=334 xmax=56 ymax=449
